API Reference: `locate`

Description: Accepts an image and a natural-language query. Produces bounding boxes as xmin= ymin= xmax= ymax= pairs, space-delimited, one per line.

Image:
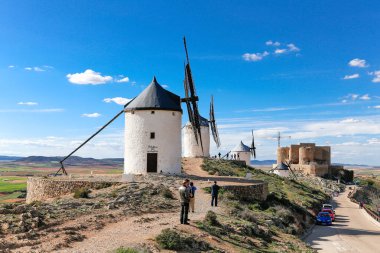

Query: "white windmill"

xmin=54 ymin=37 xmax=211 ymax=176
xmin=230 ymin=131 xmax=256 ymax=166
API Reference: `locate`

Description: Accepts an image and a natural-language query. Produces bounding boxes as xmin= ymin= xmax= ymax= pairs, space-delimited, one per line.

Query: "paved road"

xmin=305 ymin=188 xmax=380 ymax=252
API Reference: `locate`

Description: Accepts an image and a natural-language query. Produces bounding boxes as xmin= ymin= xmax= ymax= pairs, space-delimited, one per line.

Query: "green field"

xmin=0 ymin=176 xmax=27 ymax=192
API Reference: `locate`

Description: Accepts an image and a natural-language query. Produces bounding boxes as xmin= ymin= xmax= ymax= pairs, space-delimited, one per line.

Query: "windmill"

xmin=229 ymin=130 xmax=257 ymax=166
xmin=54 ymin=37 xmax=210 ymax=176
xmin=182 ymin=38 xmax=221 ymax=158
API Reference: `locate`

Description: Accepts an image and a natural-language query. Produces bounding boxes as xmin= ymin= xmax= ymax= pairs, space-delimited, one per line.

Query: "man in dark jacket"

xmin=211 ymin=181 xmax=220 ymax=207
xmin=179 ymin=179 xmax=190 ymax=224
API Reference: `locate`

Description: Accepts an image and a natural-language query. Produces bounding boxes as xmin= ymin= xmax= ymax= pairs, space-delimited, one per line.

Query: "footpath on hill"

xmin=57 ymin=158 xmax=254 ymax=253
xmin=305 ymin=186 xmax=380 ymax=253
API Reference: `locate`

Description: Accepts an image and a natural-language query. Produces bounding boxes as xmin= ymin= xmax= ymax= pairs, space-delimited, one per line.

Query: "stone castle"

xmin=276 ymin=143 xmax=343 ymax=177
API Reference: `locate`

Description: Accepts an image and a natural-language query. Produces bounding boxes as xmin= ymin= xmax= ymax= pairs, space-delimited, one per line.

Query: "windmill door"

xmin=147 ymin=153 xmax=158 ymax=173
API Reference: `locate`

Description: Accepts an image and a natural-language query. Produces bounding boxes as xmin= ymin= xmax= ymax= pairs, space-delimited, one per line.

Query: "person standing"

xmin=211 ymin=181 xmax=220 ymax=207
xmin=189 ymin=182 xmax=197 ymax=212
xmin=179 ymin=179 xmax=190 ymax=224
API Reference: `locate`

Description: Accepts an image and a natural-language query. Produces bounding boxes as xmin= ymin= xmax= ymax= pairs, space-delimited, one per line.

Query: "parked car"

xmin=322 ymin=208 xmax=335 ymax=221
xmin=316 ymin=212 xmax=332 ymax=225
xmin=322 ymin=204 xmax=335 ymax=213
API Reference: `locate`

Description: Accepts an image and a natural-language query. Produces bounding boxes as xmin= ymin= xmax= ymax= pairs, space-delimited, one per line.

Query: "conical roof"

xmin=275 ymin=163 xmax=289 ymax=170
xmin=124 ymin=77 xmax=182 ymax=112
xmin=185 ymin=115 xmax=209 ymax=127
xmin=231 ymin=141 xmax=251 ymax=152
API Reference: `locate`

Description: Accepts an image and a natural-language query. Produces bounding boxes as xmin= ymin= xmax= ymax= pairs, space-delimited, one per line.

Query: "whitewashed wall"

xmin=273 ymin=170 xmax=290 ymax=177
xmin=230 ymin=151 xmax=251 ymax=166
xmin=124 ymin=110 xmax=182 ymax=174
xmin=183 ymin=123 xmax=210 ymax=157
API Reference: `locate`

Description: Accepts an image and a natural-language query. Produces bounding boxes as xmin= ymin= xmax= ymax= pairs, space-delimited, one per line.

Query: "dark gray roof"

xmin=275 ymin=163 xmax=289 ymax=170
xmin=124 ymin=77 xmax=182 ymax=112
xmin=231 ymin=141 xmax=251 ymax=152
xmin=186 ymin=115 xmax=209 ymax=127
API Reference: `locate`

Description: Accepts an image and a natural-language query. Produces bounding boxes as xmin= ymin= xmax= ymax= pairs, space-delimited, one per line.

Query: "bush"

xmin=114 ymin=247 xmax=147 ymax=253
xmin=73 ymin=188 xmax=91 ymax=198
xmin=161 ymin=188 xmax=174 ymax=199
xmin=156 ymin=228 xmax=211 ymax=251
xmin=204 ymin=211 xmax=219 ymax=226
xmin=156 ymin=228 xmax=182 ymax=250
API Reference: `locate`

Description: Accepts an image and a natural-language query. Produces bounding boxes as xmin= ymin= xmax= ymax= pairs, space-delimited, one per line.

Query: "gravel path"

xmin=57 ymin=179 xmax=223 ymax=253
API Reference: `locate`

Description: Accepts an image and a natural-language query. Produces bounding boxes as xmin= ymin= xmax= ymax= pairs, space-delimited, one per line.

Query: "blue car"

xmin=316 ymin=212 xmax=332 ymax=225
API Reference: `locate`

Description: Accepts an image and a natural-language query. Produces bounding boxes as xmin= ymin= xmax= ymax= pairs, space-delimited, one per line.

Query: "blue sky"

xmin=1 ymin=1 xmax=380 ymax=165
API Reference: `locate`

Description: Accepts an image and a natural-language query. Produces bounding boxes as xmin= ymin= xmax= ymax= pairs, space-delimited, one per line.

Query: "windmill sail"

xmin=182 ymin=37 xmax=203 ymax=153
xmin=251 ymin=130 xmax=256 ymax=159
xmin=209 ymin=95 xmax=221 ymax=147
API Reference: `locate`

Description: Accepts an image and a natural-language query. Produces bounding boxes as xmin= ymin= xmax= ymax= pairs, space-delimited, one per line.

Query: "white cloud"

xmin=24 ymin=67 xmax=46 ymax=72
xmin=359 ymin=94 xmax=370 ymax=100
xmin=274 ymin=49 xmax=287 ymax=54
xmin=103 ymin=97 xmax=132 ymax=105
xmin=266 ymin=40 xmax=280 ymax=46
xmin=162 ymin=84 xmax=169 ymax=88
xmin=8 ymin=65 xmax=15 ymax=68
xmin=242 ymin=51 xmax=269 ymax=62
xmin=81 ymin=112 xmax=101 ymax=118
xmin=33 ymin=67 xmax=45 ymax=72
xmin=67 ymin=69 xmax=113 ymax=85
xmin=340 ymin=118 xmax=360 ymax=123
xmin=343 ymin=73 xmax=359 ymax=80
xmin=370 ymin=105 xmax=380 ymax=109
xmin=370 ymin=70 xmax=380 ymax=83
xmin=287 ymin=43 xmax=300 ymax=52
xmin=18 ymin=102 xmax=38 ymax=106
xmin=116 ymin=77 xmax=130 ymax=83
xmin=348 ymin=58 xmax=368 ymax=68
xmin=0 ymin=108 xmax=64 ymax=113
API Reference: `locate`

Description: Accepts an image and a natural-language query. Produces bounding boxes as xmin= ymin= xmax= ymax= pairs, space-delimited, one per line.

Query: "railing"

xmin=348 ymin=188 xmax=380 ymax=222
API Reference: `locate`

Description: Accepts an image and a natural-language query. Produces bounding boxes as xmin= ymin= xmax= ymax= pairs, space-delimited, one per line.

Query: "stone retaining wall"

xmin=26 ymin=177 xmax=118 ymax=203
xmin=222 ymin=182 xmax=268 ymax=201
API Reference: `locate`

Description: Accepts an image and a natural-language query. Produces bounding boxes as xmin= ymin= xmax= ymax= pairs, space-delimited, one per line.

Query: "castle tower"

xmin=183 ymin=115 xmax=210 ymax=157
xmin=230 ymin=141 xmax=251 ymax=166
xmin=123 ymin=77 xmax=182 ymax=175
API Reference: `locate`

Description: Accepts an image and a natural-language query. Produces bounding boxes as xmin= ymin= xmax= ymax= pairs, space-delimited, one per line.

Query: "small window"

xmin=150 ymin=132 xmax=155 ymax=139
xmin=151 ymin=111 xmax=155 ymax=114
xmin=131 ymin=111 xmax=135 ymax=114
xmin=172 ymin=112 xmax=175 ymax=116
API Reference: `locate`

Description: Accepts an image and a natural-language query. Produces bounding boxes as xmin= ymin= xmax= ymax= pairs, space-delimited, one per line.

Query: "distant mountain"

xmin=0 ymin=156 xmax=25 ymax=161
xmin=15 ymin=156 xmax=123 ymax=166
xmin=251 ymin=160 xmax=276 ymax=166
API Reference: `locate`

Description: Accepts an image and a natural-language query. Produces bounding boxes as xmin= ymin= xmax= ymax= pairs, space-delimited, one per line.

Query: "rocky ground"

xmin=0 ymin=176 xmax=179 ymax=252
xmin=0 ymin=158 xmax=345 ymax=252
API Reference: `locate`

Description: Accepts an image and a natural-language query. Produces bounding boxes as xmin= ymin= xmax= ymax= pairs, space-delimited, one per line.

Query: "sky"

xmin=1 ymin=1 xmax=380 ymax=165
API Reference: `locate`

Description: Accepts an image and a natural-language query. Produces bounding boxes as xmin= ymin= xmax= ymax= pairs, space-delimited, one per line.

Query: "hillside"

xmin=15 ymin=156 xmax=123 ymax=166
xmin=0 ymin=158 xmax=342 ymax=252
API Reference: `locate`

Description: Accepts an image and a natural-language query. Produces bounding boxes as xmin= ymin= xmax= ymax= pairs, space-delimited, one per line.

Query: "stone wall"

xmin=26 ymin=177 xmax=118 ymax=203
xmin=222 ymin=182 xmax=268 ymax=201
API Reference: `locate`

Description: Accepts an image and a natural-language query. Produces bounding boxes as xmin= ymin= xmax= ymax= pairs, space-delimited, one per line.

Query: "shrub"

xmin=73 ymin=188 xmax=91 ymax=198
xmin=114 ymin=247 xmax=147 ymax=253
xmin=156 ymin=228 xmax=182 ymax=250
xmin=204 ymin=211 xmax=219 ymax=226
xmin=161 ymin=188 xmax=174 ymax=199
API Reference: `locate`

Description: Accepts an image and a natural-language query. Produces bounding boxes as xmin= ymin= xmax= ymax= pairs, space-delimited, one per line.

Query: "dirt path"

xmin=56 ymin=158 xmax=248 ymax=252
xmin=305 ymin=187 xmax=380 ymax=252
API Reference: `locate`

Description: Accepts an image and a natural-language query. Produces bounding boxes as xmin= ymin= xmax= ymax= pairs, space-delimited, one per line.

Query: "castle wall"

xmin=289 ymin=145 xmax=300 ymax=164
xmin=277 ymin=147 xmax=289 ymax=164
xmin=124 ymin=110 xmax=182 ymax=175
xmin=299 ymin=144 xmax=315 ymax=165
